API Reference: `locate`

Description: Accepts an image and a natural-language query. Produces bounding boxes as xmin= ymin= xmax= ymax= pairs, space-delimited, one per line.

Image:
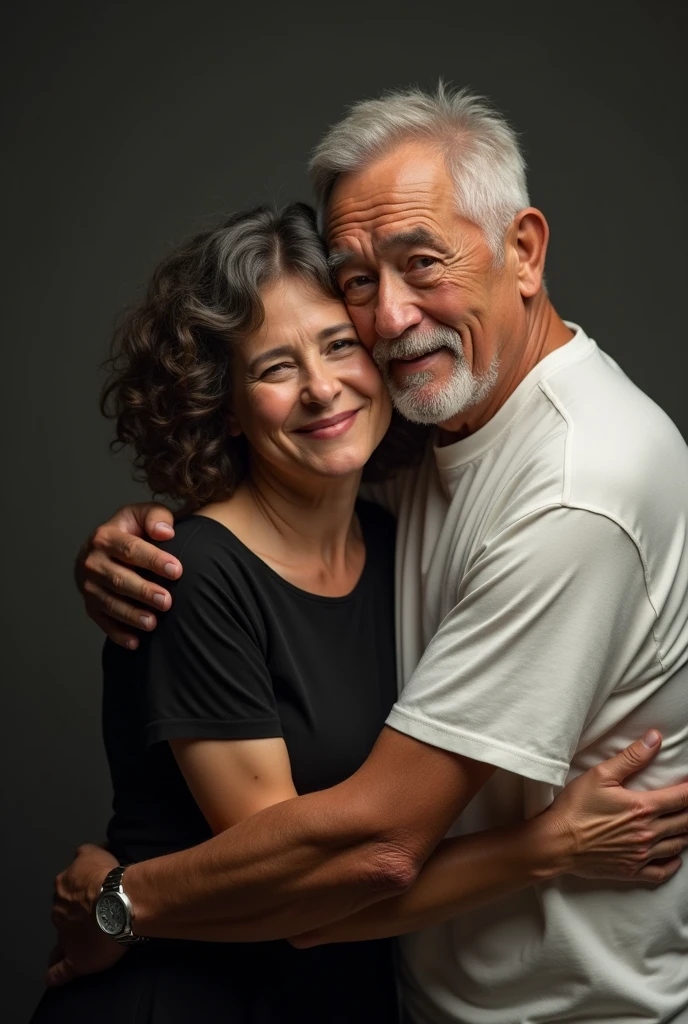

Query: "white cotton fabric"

xmin=382 ymin=326 xmax=688 ymax=1023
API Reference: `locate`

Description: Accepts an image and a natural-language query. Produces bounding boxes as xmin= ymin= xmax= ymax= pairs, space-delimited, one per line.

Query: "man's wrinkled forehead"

xmin=324 ymin=146 xmax=456 ymax=259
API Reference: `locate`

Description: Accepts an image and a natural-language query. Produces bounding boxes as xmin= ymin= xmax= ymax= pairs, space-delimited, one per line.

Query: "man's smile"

xmin=389 ymin=348 xmax=455 ymax=382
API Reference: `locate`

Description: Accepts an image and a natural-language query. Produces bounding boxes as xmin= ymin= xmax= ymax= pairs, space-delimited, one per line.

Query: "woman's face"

xmin=230 ymin=275 xmax=392 ymax=484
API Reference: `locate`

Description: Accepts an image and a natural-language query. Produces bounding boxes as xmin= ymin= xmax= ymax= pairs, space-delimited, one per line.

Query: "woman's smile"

xmin=293 ymin=408 xmax=362 ymax=440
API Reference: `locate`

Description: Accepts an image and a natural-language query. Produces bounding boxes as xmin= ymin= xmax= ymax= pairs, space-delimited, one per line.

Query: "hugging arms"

xmin=47 ymin=497 xmax=688 ymax=988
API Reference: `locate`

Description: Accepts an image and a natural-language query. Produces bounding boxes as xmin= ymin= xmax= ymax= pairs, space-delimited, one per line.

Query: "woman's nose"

xmin=301 ymin=365 xmax=342 ymax=406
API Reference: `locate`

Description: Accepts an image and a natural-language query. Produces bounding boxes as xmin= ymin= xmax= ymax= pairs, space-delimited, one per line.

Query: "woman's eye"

xmin=330 ymin=338 xmax=358 ymax=353
xmin=261 ymin=362 xmax=293 ymax=378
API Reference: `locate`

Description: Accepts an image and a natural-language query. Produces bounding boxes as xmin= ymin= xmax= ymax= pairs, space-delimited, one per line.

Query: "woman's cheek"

xmin=248 ymin=384 xmax=296 ymax=432
xmin=345 ymin=354 xmax=384 ymax=399
xmin=345 ymin=358 xmax=392 ymax=433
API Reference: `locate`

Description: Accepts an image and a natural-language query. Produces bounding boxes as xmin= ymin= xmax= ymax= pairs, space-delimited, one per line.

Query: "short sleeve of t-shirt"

xmin=141 ymin=519 xmax=281 ymax=746
xmin=386 ymin=506 xmax=661 ymax=786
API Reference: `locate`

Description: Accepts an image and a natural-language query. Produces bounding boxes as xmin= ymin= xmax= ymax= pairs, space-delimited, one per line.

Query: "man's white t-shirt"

xmin=381 ymin=326 xmax=688 ymax=1024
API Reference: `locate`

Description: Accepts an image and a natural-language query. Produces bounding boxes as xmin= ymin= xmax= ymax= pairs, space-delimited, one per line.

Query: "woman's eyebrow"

xmin=318 ymin=322 xmax=356 ymax=340
xmin=247 ymin=345 xmax=293 ymax=373
xmin=247 ymin=325 xmax=354 ymax=373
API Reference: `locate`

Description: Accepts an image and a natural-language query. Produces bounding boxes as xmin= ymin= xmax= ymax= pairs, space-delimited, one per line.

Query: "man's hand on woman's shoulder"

xmin=76 ymin=502 xmax=182 ymax=649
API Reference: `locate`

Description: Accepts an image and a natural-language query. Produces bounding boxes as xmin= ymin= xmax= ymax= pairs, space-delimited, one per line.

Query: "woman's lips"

xmin=295 ymin=409 xmax=361 ymax=439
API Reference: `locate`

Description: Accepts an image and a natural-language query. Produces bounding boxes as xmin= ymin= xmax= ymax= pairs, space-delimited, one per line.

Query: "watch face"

xmin=96 ymin=894 xmax=127 ymax=936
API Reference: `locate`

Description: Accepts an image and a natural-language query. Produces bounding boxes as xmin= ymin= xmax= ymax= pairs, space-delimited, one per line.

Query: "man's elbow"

xmin=344 ymin=834 xmax=420 ymax=905
xmin=372 ymin=838 xmax=420 ymax=893
xmin=288 ymin=840 xmax=418 ymax=951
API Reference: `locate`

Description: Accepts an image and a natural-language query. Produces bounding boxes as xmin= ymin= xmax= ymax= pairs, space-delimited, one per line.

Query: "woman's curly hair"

xmin=101 ymin=202 xmax=428 ymax=510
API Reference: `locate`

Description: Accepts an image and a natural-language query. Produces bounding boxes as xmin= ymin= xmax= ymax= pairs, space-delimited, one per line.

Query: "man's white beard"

xmin=372 ymin=325 xmax=498 ymax=426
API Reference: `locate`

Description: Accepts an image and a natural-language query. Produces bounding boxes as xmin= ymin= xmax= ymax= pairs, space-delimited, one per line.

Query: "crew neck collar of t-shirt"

xmin=433 ymin=322 xmax=594 ymax=473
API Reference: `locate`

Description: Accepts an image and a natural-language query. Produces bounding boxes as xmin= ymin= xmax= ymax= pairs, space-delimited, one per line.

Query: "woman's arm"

xmin=169 ymin=736 xmax=298 ymax=832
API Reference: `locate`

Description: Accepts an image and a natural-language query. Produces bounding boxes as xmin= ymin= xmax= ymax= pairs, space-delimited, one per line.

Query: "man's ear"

xmin=508 ymin=208 xmax=549 ymax=298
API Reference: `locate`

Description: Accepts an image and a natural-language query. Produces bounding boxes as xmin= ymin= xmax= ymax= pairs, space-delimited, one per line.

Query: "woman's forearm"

xmin=291 ymin=816 xmax=563 ymax=946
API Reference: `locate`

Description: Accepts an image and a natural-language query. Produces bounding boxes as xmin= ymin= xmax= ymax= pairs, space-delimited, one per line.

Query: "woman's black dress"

xmin=33 ymin=501 xmax=400 ymax=1023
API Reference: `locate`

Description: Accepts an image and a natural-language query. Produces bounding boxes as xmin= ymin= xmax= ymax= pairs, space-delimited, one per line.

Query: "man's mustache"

xmin=372 ymin=326 xmax=464 ymax=371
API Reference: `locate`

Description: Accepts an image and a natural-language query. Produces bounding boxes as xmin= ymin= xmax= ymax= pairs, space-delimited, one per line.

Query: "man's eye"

xmin=409 ymin=256 xmax=438 ymax=271
xmin=344 ymin=275 xmax=375 ymax=292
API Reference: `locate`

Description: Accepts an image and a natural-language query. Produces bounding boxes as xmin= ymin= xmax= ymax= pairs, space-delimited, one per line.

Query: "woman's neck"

xmin=199 ymin=462 xmax=365 ymax=596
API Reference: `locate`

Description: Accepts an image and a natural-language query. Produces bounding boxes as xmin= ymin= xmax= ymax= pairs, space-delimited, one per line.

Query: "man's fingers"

xmin=111 ymin=501 xmax=173 ymax=536
xmin=85 ymin=581 xmax=157 ymax=632
xmin=645 ymin=835 xmax=688 ymax=862
xmin=84 ymin=554 xmax=172 ymax=611
xmin=645 ymin=781 xmax=688 ymax=818
xmin=45 ymin=958 xmax=77 ymax=988
xmin=634 ymin=857 xmax=682 ymax=885
xmin=594 ymin=731 xmax=662 ymax=784
xmin=651 ymin=809 xmax=688 ymax=841
xmin=141 ymin=504 xmax=176 ymax=540
xmin=89 ymin=611 xmax=140 ymax=650
xmin=93 ymin=528 xmax=181 ymax=580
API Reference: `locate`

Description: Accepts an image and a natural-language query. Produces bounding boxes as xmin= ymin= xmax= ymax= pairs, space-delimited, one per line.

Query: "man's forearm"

xmin=119 ymin=787 xmax=416 ymax=942
xmin=290 ymin=817 xmax=564 ymax=945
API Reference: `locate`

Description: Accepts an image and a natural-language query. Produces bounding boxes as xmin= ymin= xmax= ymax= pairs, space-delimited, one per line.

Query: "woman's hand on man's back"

xmin=75 ymin=502 xmax=182 ymax=649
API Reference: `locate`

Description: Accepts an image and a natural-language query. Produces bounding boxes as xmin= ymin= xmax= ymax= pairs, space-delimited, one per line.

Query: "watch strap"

xmin=101 ymin=865 xmax=128 ymax=894
xmin=99 ymin=865 xmax=149 ymax=945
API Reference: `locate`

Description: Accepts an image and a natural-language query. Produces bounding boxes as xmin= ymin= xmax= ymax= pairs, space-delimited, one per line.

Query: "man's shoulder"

xmin=540 ymin=342 xmax=688 ymax=524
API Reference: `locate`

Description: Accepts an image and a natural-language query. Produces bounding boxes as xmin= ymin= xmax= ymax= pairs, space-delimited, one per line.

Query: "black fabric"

xmin=32 ymin=939 xmax=400 ymax=1023
xmin=33 ymin=501 xmax=400 ymax=1023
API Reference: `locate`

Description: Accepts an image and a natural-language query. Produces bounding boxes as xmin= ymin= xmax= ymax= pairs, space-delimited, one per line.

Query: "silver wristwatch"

xmin=94 ymin=865 xmax=149 ymax=945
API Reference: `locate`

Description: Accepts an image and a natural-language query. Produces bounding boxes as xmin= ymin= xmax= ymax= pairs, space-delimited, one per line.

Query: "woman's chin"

xmin=301 ymin=445 xmax=375 ymax=480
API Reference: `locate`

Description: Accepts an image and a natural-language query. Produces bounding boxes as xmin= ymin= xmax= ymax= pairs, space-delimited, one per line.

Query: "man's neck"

xmin=438 ymin=297 xmax=574 ymax=445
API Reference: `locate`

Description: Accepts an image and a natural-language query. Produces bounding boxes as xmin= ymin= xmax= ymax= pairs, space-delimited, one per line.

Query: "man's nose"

xmin=374 ymin=275 xmax=422 ymax=340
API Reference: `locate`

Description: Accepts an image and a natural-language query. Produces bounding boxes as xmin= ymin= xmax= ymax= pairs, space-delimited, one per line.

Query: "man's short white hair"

xmin=309 ymin=83 xmax=530 ymax=263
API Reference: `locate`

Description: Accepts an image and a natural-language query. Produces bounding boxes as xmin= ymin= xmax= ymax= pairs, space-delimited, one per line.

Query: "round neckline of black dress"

xmin=186 ymin=512 xmax=371 ymax=605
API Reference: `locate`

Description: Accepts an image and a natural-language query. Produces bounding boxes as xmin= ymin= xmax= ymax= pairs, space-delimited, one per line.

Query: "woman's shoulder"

xmin=151 ymin=515 xmax=263 ymax=604
xmin=155 ymin=514 xmax=237 ymax=566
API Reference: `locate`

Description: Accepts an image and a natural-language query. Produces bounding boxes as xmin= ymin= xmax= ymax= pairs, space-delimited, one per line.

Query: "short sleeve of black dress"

xmin=142 ymin=517 xmax=282 ymax=745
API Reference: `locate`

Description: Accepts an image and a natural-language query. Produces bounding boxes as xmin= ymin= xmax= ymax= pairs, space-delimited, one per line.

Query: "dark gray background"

xmin=2 ymin=0 xmax=686 ymax=1019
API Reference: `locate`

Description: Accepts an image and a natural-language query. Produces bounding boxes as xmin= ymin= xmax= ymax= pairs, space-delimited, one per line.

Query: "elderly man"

xmin=58 ymin=87 xmax=688 ymax=1022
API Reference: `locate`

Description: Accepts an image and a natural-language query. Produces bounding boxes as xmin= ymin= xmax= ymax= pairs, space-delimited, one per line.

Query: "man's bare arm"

xmin=87 ymin=730 xmax=492 ymax=942
xmin=128 ymin=729 xmax=491 ymax=939
xmin=292 ymin=738 xmax=688 ymax=946
xmin=64 ymin=728 xmax=688 ymax=948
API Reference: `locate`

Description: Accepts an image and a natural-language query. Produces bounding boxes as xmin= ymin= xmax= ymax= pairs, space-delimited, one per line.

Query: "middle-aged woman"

xmin=34 ymin=203 xmax=686 ymax=1024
